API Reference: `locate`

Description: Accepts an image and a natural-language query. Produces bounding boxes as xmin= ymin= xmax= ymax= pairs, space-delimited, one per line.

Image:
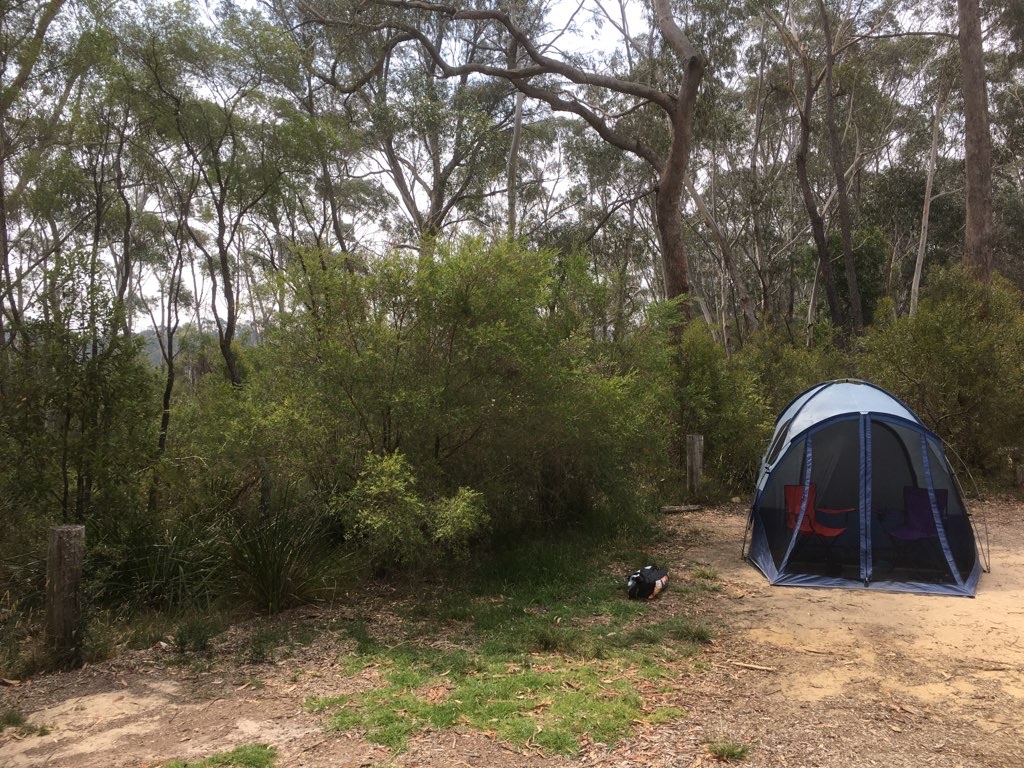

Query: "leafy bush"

xmin=340 ymin=452 xmax=485 ymax=568
xmin=0 ymin=237 xmax=678 ymax=632
xmin=0 ymin=255 xmax=159 ymax=532
xmin=673 ymin=322 xmax=773 ymax=497
xmin=666 ymin=318 xmax=853 ymax=498
xmin=860 ymin=266 xmax=1024 ymax=478
xmin=734 ymin=326 xmax=846 ymax=415
xmin=86 ymin=507 xmax=222 ymax=613
xmin=255 ymin=239 xmax=674 ymax=561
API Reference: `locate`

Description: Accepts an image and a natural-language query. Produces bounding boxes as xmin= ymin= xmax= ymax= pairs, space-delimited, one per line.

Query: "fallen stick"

xmin=661 ymin=505 xmax=703 ymax=514
xmin=729 ymin=661 xmax=776 ymax=672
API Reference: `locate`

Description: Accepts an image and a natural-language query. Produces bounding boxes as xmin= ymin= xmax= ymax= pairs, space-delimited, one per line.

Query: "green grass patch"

xmin=677 ymin=579 xmax=723 ymax=597
xmin=706 ymin=739 xmax=751 ymax=761
xmin=163 ymin=743 xmax=277 ymax=767
xmin=661 ymin=616 xmax=714 ymax=645
xmin=0 ymin=706 xmax=49 ymax=737
xmin=1 ymin=707 xmax=26 ymax=730
xmin=306 ymin=526 xmax=714 ymax=756
xmin=691 ymin=565 xmax=719 ymax=581
xmin=309 ymin=652 xmax=673 ymax=754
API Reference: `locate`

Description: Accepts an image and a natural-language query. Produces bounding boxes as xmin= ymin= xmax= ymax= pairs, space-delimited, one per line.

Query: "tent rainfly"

xmin=744 ymin=379 xmax=981 ymax=596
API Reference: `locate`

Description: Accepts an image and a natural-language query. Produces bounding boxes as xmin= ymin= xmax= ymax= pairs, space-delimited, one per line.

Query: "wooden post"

xmin=1016 ymin=464 xmax=1024 ymax=490
xmin=686 ymin=434 xmax=704 ymax=495
xmin=46 ymin=525 xmax=85 ymax=666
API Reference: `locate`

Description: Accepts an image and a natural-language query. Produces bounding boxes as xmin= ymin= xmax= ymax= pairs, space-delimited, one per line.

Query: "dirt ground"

xmin=2 ymin=499 xmax=1023 ymax=768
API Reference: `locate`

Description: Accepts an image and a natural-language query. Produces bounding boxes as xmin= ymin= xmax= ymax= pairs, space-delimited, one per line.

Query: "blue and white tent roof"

xmin=759 ymin=380 xmax=921 ymax=486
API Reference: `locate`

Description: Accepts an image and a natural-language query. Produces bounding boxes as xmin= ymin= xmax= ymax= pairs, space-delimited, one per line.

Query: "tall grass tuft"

xmin=86 ymin=508 xmax=222 ymax=614
xmin=226 ymin=487 xmax=336 ymax=615
xmin=706 ymin=739 xmax=751 ymax=761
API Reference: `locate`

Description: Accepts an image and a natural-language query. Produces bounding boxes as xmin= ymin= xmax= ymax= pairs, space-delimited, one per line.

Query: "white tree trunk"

xmin=911 ymin=83 xmax=949 ymax=315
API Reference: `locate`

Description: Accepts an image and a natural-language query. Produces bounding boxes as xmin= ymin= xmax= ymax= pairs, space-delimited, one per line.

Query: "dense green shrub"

xmin=89 ymin=238 xmax=675 ymax=592
xmin=0 ymin=329 xmax=158 ymax=536
xmin=226 ymin=488 xmax=337 ymax=615
xmin=246 ymin=239 xmax=675 ymax=555
xmin=0 ymin=264 xmax=161 ymax=661
xmin=668 ymin=320 xmax=852 ymax=498
xmin=734 ymin=327 xmax=847 ymax=416
xmin=860 ymin=266 xmax=1024 ymax=478
xmin=339 ymin=452 xmax=485 ymax=568
xmin=86 ymin=507 xmax=222 ymax=613
xmin=673 ymin=322 xmax=772 ymax=498
xmin=798 ymin=228 xmax=890 ymax=329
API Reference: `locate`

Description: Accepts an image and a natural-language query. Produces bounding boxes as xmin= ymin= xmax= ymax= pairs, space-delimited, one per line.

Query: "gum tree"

xmin=297 ymin=0 xmax=708 ymax=324
xmin=956 ymin=0 xmax=993 ymax=280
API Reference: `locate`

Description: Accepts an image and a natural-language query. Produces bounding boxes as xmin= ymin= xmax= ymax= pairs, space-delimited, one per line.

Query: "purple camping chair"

xmin=891 ymin=486 xmax=948 ymax=542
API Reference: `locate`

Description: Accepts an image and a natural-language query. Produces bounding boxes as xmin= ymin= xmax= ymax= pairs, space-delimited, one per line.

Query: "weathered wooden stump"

xmin=46 ymin=525 xmax=85 ymax=666
xmin=686 ymin=434 xmax=704 ymax=494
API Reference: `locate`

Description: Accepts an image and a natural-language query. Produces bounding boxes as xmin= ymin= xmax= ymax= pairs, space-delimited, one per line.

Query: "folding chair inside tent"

xmin=784 ymin=484 xmax=850 ymax=539
xmin=890 ymin=487 xmax=948 ymax=542
xmin=886 ymin=486 xmax=949 ymax=576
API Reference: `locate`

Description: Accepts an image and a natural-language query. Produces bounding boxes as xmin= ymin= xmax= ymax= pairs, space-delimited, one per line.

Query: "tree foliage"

xmin=861 ymin=266 xmax=1024 ymax=477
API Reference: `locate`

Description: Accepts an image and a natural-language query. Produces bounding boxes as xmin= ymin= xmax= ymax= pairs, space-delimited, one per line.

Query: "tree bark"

xmin=686 ymin=434 xmax=704 ymax=494
xmin=818 ymin=0 xmax=862 ymax=333
xmin=793 ymin=61 xmax=844 ymax=331
xmin=507 ymin=90 xmax=525 ymax=240
xmin=765 ymin=7 xmax=846 ymax=333
xmin=651 ymin=0 xmax=705 ymax=326
xmin=749 ymin=19 xmax=770 ymax=322
xmin=957 ymin=0 xmax=993 ymax=280
xmin=911 ymin=81 xmax=950 ymax=315
xmin=807 ymin=262 xmax=820 ymax=348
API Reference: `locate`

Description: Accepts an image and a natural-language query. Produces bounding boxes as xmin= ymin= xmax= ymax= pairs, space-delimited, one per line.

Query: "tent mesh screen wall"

xmin=747 ymin=380 xmax=981 ymax=596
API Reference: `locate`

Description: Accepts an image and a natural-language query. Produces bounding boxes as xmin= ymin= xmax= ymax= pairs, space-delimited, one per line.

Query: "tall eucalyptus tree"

xmin=295 ymin=0 xmax=710 ymax=325
xmin=0 ymin=0 xmax=74 ymax=349
xmin=296 ymin=3 xmax=523 ymax=243
xmin=132 ymin=3 xmax=285 ymax=386
xmin=956 ymin=0 xmax=993 ymax=281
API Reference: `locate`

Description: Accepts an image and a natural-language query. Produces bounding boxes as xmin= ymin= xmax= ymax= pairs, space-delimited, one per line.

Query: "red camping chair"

xmin=784 ymin=484 xmax=852 ymax=539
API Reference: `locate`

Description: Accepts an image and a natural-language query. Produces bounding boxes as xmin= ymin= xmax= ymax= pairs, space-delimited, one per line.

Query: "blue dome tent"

xmin=743 ymin=379 xmax=981 ymax=596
